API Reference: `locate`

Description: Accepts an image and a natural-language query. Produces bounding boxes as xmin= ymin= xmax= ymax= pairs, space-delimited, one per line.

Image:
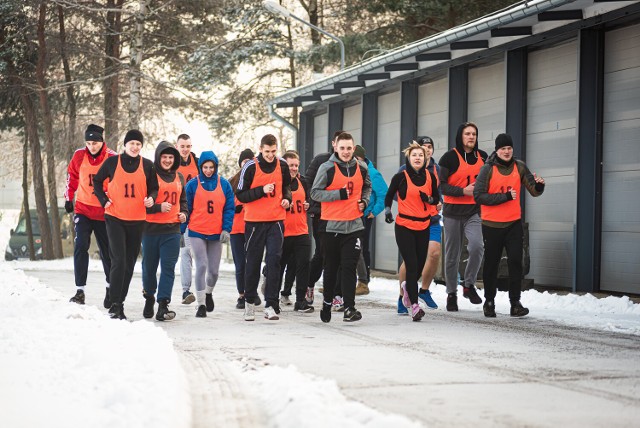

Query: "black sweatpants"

xmin=244 ymin=221 xmax=283 ymax=308
xmin=105 ymin=216 xmax=144 ymax=305
xmin=322 ymin=231 xmax=362 ymax=310
xmin=279 ymin=234 xmax=311 ymax=302
xmin=395 ymin=223 xmax=429 ymax=305
xmin=73 ymin=214 xmax=111 ymax=287
xmin=482 ymin=221 xmax=524 ymax=303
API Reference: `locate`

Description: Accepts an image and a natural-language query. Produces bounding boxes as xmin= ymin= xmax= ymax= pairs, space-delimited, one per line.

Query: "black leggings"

xmin=395 ymin=223 xmax=429 ymax=305
xmin=105 ymin=216 xmax=144 ymax=305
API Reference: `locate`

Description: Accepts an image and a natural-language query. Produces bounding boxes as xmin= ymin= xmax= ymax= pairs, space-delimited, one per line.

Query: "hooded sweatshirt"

xmin=310 ymin=153 xmax=372 ymax=234
xmin=185 ymin=151 xmax=235 ymax=240
xmin=438 ymin=123 xmax=488 ymax=218
xmin=144 ymin=141 xmax=188 ymax=235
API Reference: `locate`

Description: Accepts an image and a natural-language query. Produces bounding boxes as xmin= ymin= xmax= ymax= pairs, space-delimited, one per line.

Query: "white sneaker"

xmin=264 ymin=306 xmax=279 ymax=320
xmin=244 ymin=303 xmax=255 ymax=321
xmin=280 ymin=295 xmax=292 ymax=306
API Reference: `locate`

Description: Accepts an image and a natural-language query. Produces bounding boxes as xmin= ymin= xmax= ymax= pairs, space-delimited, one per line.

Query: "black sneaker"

xmin=182 ymin=291 xmax=195 ymax=305
xmin=294 ymin=300 xmax=315 ymax=313
xmin=103 ymin=287 xmax=111 ymax=309
xmin=320 ymin=302 xmax=332 ymax=323
xmin=236 ymin=297 xmax=245 ymax=309
xmin=109 ymin=303 xmax=126 ymax=320
xmin=143 ymin=291 xmax=155 ymax=319
xmin=510 ymin=301 xmax=529 ymax=317
xmin=156 ymin=300 xmax=176 ymax=321
xmin=483 ymin=300 xmax=496 ymax=318
xmin=463 ymin=286 xmax=482 ymax=304
xmin=205 ymin=293 xmax=214 ymax=312
xmin=195 ymin=305 xmax=207 ymax=318
xmin=69 ymin=290 xmax=85 ymax=305
xmin=343 ymin=307 xmax=362 ymax=322
xmin=446 ymin=293 xmax=458 ymax=312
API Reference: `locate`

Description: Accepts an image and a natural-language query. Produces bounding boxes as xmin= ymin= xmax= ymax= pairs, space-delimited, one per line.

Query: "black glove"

xmin=419 ymin=191 xmax=431 ymax=204
xmin=385 ymin=212 xmax=394 ymax=224
xmin=234 ymin=205 xmax=243 ymax=214
xmin=65 ymin=200 xmax=74 ymax=213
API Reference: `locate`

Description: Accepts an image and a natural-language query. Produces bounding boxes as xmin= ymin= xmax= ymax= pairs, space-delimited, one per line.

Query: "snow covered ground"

xmin=1 ymin=208 xmax=639 ymax=428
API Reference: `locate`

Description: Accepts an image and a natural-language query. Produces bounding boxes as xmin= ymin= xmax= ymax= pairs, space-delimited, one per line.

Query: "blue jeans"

xmin=142 ymin=233 xmax=181 ymax=302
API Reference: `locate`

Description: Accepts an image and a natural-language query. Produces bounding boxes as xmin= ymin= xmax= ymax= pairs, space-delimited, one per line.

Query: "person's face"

xmin=336 ymin=139 xmax=354 ymax=162
xmin=260 ymin=144 xmax=278 ymax=163
xmin=409 ymin=148 xmax=425 ymax=170
xmin=462 ymin=126 xmax=477 ymax=152
xmin=201 ymin=161 xmax=215 ymax=177
xmin=423 ymin=144 xmax=434 ymax=162
xmin=496 ymin=146 xmax=513 ymax=162
xmin=286 ymin=157 xmax=299 ymax=178
xmin=176 ymin=138 xmax=192 ymax=160
xmin=86 ymin=140 xmax=103 ymax=155
xmin=160 ymin=153 xmax=174 ymax=171
xmin=124 ymin=140 xmax=142 ymax=157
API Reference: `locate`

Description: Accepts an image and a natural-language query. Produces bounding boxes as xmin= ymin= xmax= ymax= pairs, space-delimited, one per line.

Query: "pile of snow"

xmin=0 ymin=263 xmax=191 ymax=428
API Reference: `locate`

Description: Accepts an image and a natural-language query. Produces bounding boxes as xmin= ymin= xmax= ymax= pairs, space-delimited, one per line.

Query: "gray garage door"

xmin=467 ymin=60 xmax=506 ymax=154
xmin=525 ymin=39 xmax=578 ymax=289
xmin=313 ymin=112 xmax=328 ymax=156
xmin=601 ymin=24 xmax=640 ymax=293
xmin=418 ymin=75 xmax=449 ymax=161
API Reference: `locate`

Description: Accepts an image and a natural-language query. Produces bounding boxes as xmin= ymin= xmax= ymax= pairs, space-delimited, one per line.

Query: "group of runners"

xmin=65 ymin=122 xmax=544 ymax=322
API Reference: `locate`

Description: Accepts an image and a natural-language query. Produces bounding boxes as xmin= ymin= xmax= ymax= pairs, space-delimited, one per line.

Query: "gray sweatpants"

xmin=180 ymin=229 xmax=193 ymax=293
xmin=190 ymin=237 xmax=221 ymax=305
xmin=443 ymin=213 xmax=484 ymax=294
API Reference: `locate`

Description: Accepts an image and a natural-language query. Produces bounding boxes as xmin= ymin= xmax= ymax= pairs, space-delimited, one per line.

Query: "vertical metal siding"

xmin=313 ymin=113 xmax=328 ymax=156
xmin=418 ymin=77 xmax=450 ymax=162
xmin=468 ymin=61 xmax=507 ymax=154
xmin=343 ymin=104 xmax=363 ymax=146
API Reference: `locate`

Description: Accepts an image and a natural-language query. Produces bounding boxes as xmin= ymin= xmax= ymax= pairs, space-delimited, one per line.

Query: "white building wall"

xmin=313 ymin=113 xmax=328 ymax=156
xmin=343 ymin=103 xmax=362 ymax=146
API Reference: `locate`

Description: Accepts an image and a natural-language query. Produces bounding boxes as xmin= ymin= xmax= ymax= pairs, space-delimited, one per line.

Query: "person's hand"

xmin=463 ymin=183 xmax=475 ymax=196
xmin=144 ymin=197 xmax=154 ymax=208
xmin=281 ymin=199 xmax=290 ymax=210
xmin=385 ymin=212 xmax=394 ymax=224
xmin=64 ymin=201 xmax=74 ymax=213
xmin=263 ymin=183 xmax=275 ymax=195
xmin=344 ymin=184 xmax=351 ymax=197
xmin=220 ymin=230 xmax=230 ymax=244
xmin=357 ymin=200 xmax=365 ymax=212
xmin=509 ymin=189 xmax=517 ymax=200
xmin=367 ymin=213 xmax=374 ymax=219
xmin=178 ymin=212 xmax=187 ymax=223
xmin=534 ymin=173 xmax=545 ymax=185
xmin=161 ymin=202 xmax=172 ymax=213
xmin=104 ymin=199 xmax=113 ymax=209
xmin=419 ymin=191 xmax=432 ymax=204
xmin=436 ymin=202 xmax=442 ymax=212
xmin=303 ymin=202 xmax=309 ymax=211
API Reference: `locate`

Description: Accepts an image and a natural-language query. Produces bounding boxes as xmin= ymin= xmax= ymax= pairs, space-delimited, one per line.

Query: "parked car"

xmin=5 ymin=208 xmax=75 ymax=260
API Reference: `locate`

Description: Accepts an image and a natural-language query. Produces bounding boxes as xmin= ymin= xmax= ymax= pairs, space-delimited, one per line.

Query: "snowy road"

xmin=25 ymin=267 xmax=640 ymax=428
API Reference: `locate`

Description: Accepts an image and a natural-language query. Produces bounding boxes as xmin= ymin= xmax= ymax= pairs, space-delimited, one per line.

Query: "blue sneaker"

xmin=397 ymin=297 xmax=409 ymax=316
xmin=418 ymin=289 xmax=438 ymax=309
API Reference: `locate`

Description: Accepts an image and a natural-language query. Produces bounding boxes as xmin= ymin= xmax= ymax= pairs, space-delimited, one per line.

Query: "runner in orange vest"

xmin=141 ymin=141 xmax=188 ymax=321
xmin=384 ymin=142 xmax=439 ymax=321
xmin=438 ymin=122 xmax=488 ymax=311
xmin=311 ymin=132 xmax=371 ymax=323
xmin=236 ymin=134 xmax=292 ymax=321
xmin=185 ymin=151 xmax=235 ymax=318
xmin=93 ymin=129 xmax=158 ymax=320
xmin=65 ymin=124 xmax=117 ymax=307
xmin=474 ymin=133 xmax=545 ymax=317
xmin=175 ymin=133 xmax=199 ymax=305
xmin=279 ymin=150 xmax=314 ymax=313
xmin=228 ymin=148 xmax=256 ymax=310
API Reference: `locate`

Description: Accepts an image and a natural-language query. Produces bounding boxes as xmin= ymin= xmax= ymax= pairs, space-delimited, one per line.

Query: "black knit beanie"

xmin=495 ymin=133 xmax=513 ymax=150
xmin=238 ymin=148 xmax=255 ymax=167
xmin=85 ymin=124 xmax=104 ymax=142
xmin=124 ymin=129 xmax=144 ymax=145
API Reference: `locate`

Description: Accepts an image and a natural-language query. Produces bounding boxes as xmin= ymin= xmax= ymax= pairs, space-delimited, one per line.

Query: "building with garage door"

xmin=267 ymin=0 xmax=640 ymax=295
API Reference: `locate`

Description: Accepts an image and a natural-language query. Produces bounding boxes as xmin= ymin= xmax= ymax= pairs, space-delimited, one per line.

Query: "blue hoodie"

xmin=363 ymin=158 xmax=388 ymax=217
xmin=185 ymin=151 xmax=235 ymax=240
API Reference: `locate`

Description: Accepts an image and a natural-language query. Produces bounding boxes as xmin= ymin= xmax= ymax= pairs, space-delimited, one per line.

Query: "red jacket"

xmin=65 ymin=143 xmax=117 ymax=221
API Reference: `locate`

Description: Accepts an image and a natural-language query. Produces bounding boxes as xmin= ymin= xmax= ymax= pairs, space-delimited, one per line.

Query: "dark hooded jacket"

xmin=185 ymin=151 xmax=235 ymax=240
xmin=473 ymin=151 xmax=545 ymax=228
xmin=438 ymin=123 xmax=488 ymax=218
xmin=144 ymin=141 xmax=188 ymax=235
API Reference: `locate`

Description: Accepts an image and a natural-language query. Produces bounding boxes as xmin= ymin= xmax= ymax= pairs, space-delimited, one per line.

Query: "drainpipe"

xmin=268 ymin=103 xmax=298 ymax=147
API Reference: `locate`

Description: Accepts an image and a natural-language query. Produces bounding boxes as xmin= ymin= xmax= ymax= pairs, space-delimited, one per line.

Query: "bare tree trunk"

xmin=286 ymin=21 xmax=299 ymax=130
xmin=128 ymin=0 xmax=148 ymax=130
xmin=22 ymin=132 xmax=36 ymax=261
xmin=299 ymin=0 xmax=322 ymax=73
xmin=57 ymin=4 xmax=77 ymax=163
xmin=37 ymin=1 xmax=63 ymax=259
xmin=104 ymin=0 xmax=123 ymax=147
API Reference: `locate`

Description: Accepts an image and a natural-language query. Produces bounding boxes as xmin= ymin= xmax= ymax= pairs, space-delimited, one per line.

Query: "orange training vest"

xmin=76 ymin=152 xmax=108 ymax=207
xmin=189 ymin=176 xmax=225 ymax=235
xmin=396 ymin=170 xmax=432 ymax=231
xmin=443 ymin=150 xmax=484 ymax=205
xmin=146 ymin=173 xmax=182 ymax=224
xmin=105 ymin=156 xmax=147 ymax=221
xmin=177 ymin=157 xmax=199 ymax=184
xmin=321 ymin=162 xmax=363 ymax=221
xmin=231 ymin=196 xmax=245 ymax=234
xmin=284 ymin=176 xmax=308 ymax=237
xmin=481 ymin=165 xmax=522 ymax=222
xmin=243 ymin=158 xmax=285 ymax=222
